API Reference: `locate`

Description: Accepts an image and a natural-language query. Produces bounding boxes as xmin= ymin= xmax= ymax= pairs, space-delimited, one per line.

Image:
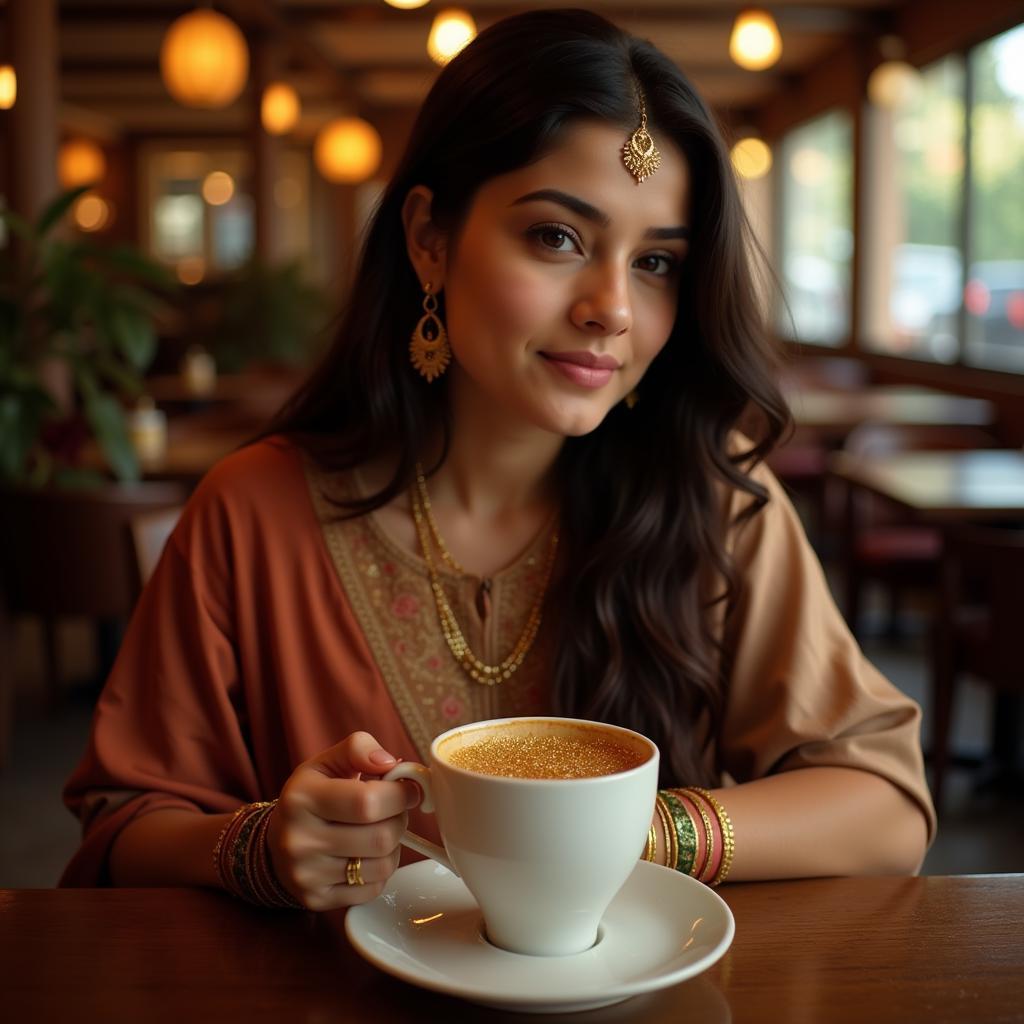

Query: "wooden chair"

xmin=130 ymin=505 xmax=184 ymax=586
xmin=0 ymin=481 xmax=188 ymax=765
xmin=930 ymin=525 xmax=1024 ymax=810
xmin=769 ymin=358 xmax=869 ymax=548
xmin=835 ymin=423 xmax=998 ymax=637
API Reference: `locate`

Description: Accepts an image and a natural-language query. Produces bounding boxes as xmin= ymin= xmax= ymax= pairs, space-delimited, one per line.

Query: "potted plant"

xmin=0 ymin=187 xmax=177 ymax=486
xmin=197 ymin=257 xmax=331 ymax=374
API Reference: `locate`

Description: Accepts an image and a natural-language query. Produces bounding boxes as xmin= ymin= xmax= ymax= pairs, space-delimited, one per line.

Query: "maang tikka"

xmin=409 ymin=281 xmax=452 ymax=382
xmin=622 ymin=91 xmax=661 ymax=184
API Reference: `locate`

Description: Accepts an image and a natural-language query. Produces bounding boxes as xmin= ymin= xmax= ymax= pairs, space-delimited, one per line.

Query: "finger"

xmin=297 ymin=811 xmax=409 ymax=860
xmin=305 ymin=731 xmax=401 ymax=781
xmin=301 ymin=849 xmax=402 ymax=911
xmin=296 ymin=775 xmax=416 ymax=826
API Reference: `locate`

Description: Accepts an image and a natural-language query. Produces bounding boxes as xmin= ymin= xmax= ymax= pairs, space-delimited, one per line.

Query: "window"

xmin=777 ymin=111 xmax=854 ymax=346
xmin=965 ymin=24 xmax=1024 ymax=372
xmin=141 ymin=145 xmax=312 ymax=284
xmin=861 ymin=21 xmax=1024 ymax=372
xmin=862 ymin=57 xmax=964 ymax=362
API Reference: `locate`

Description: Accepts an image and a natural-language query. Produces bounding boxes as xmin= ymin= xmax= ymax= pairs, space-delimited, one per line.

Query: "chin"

xmin=539 ymin=400 xmax=615 ymax=438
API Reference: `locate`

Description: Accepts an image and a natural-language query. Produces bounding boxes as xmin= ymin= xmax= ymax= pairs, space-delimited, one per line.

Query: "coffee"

xmin=444 ymin=724 xmax=646 ymax=779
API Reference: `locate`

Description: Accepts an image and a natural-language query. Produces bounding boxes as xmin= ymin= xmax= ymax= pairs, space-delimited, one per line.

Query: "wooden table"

xmin=828 ymin=449 xmax=1024 ymax=522
xmin=787 ymin=385 xmax=996 ymax=442
xmin=2 ymin=875 xmax=1022 ymax=1022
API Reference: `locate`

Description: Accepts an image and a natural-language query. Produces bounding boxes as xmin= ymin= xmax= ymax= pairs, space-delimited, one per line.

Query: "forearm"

xmin=108 ymin=808 xmax=233 ymax=888
xmin=651 ymin=767 xmax=929 ymax=881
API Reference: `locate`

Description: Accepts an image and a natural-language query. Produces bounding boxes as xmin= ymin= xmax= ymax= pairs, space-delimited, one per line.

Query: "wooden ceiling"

xmin=6 ymin=0 xmax=910 ymax=141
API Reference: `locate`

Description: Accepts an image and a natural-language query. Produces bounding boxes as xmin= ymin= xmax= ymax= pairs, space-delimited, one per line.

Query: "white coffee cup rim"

xmin=428 ymin=715 xmax=657 ymax=786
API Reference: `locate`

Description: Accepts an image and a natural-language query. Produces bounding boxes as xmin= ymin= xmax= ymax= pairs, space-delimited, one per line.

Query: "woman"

xmin=62 ymin=10 xmax=934 ymax=909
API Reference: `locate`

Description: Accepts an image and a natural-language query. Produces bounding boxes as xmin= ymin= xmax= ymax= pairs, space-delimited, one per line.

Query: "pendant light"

xmin=58 ymin=139 xmax=107 ymax=189
xmin=867 ymin=36 xmax=921 ymax=109
xmin=0 ymin=65 xmax=15 ymax=109
xmin=314 ymin=117 xmax=383 ymax=184
xmin=160 ymin=8 xmax=249 ymax=109
xmin=427 ymin=9 xmax=477 ymax=65
xmin=729 ymin=10 xmax=782 ymax=72
xmin=261 ymin=82 xmax=300 ymax=135
xmin=731 ymin=135 xmax=773 ymax=180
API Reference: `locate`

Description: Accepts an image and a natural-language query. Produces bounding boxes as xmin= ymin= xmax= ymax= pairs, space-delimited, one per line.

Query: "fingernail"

xmin=405 ymin=784 xmax=422 ymax=809
xmin=369 ymin=748 xmax=397 ymax=766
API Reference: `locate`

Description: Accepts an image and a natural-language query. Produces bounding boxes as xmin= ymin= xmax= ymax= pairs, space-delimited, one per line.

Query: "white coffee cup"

xmin=382 ymin=716 xmax=659 ymax=957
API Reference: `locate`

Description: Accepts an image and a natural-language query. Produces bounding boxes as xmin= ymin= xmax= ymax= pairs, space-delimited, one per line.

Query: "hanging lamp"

xmin=427 ymin=9 xmax=477 ymax=65
xmin=729 ymin=10 xmax=782 ymax=71
xmin=314 ymin=117 xmax=383 ymax=184
xmin=160 ymin=8 xmax=249 ymax=109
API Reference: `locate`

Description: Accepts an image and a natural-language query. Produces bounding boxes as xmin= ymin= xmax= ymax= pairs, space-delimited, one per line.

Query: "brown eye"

xmin=528 ymin=223 xmax=580 ymax=253
xmin=540 ymin=229 xmax=570 ymax=249
xmin=635 ymin=253 xmax=677 ymax=276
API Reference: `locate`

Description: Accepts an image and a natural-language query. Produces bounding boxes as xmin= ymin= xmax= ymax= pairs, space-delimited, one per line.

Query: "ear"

xmin=401 ymin=185 xmax=448 ymax=291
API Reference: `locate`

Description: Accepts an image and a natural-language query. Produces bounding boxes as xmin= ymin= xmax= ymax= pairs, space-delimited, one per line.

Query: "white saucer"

xmin=345 ymin=859 xmax=735 ymax=1014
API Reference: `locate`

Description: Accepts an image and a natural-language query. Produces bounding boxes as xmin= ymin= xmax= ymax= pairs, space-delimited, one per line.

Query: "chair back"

xmin=130 ymin=505 xmax=184 ymax=587
xmin=0 ymin=481 xmax=188 ymax=619
xmin=844 ymin=422 xmax=998 ymax=457
xmin=942 ymin=524 xmax=1024 ymax=688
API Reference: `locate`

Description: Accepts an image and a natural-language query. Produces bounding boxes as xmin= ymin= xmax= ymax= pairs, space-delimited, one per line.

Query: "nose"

xmin=570 ymin=262 xmax=632 ymax=337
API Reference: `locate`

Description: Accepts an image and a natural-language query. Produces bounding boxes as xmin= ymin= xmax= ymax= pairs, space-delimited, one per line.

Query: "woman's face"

xmin=440 ymin=118 xmax=691 ymax=438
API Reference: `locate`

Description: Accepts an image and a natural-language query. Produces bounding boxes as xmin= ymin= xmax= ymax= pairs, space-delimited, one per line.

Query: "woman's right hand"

xmin=266 ymin=731 xmax=420 ymax=911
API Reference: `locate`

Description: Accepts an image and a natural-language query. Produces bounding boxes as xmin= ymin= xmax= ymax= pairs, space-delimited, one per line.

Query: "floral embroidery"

xmin=441 ymin=695 xmax=464 ymax=720
xmin=305 ymin=462 xmax=554 ymax=759
xmin=391 ymin=593 xmax=420 ymax=619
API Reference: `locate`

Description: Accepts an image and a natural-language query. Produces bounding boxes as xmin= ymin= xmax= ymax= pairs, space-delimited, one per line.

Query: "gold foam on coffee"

xmin=446 ymin=732 xmax=645 ymax=779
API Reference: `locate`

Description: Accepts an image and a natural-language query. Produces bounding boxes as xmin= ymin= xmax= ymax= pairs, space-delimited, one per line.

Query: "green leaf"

xmin=83 ymin=391 xmax=139 ymax=483
xmin=109 ymin=306 xmax=157 ymax=370
xmin=95 ymin=351 xmax=144 ymax=396
xmin=0 ymin=205 xmax=36 ymax=244
xmin=100 ymin=246 xmax=178 ymax=290
xmin=35 ymin=187 xmax=91 ymax=238
xmin=0 ymin=391 xmax=50 ymax=483
xmin=52 ymin=465 xmax=109 ymax=490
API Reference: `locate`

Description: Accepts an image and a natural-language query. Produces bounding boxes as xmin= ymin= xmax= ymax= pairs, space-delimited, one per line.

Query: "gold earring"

xmin=409 ymin=282 xmax=452 ymax=382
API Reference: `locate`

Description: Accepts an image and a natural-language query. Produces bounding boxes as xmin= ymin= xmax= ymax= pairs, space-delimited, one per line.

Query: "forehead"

xmin=474 ymin=119 xmax=691 ymax=227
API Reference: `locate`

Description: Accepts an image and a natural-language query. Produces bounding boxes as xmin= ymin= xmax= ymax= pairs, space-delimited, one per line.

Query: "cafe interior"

xmin=1 ymin=0 xmax=1023 ymax=896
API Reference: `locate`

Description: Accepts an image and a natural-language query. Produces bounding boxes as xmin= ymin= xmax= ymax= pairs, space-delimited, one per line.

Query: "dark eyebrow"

xmin=510 ymin=188 xmax=690 ymax=241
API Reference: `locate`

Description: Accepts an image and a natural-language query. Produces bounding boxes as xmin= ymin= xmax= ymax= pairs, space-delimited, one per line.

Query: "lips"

xmin=541 ymin=350 xmax=621 ymax=370
xmin=539 ymin=350 xmax=621 ymax=390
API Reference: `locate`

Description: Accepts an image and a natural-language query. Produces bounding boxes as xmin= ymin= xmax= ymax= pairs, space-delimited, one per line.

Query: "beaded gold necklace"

xmin=410 ymin=464 xmax=559 ymax=685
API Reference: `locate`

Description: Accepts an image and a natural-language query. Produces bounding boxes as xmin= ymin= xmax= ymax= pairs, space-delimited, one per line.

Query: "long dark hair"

xmin=263 ymin=9 xmax=790 ymax=786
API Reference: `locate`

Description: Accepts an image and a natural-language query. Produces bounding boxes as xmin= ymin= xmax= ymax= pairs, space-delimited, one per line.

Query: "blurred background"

xmin=1 ymin=0 xmax=1022 ymax=886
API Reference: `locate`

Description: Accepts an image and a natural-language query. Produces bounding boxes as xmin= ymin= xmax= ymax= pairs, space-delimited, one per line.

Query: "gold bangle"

xmin=690 ymin=787 xmax=735 ymax=887
xmin=655 ymin=794 xmax=677 ymax=871
xmin=644 ymin=823 xmax=657 ymax=863
xmin=212 ymin=803 xmax=250 ymax=892
xmin=677 ymin=788 xmax=715 ymax=882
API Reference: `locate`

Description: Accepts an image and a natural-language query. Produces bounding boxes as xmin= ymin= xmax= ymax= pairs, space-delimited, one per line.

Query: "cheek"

xmin=449 ymin=243 xmax=563 ymax=342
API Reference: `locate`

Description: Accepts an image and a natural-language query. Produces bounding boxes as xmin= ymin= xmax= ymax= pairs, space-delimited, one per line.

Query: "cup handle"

xmin=382 ymin=761 xmax=458 ymax=875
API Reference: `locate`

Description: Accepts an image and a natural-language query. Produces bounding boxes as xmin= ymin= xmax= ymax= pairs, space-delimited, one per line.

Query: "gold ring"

xmin=345 ymin=856 xmax=364 ymax=886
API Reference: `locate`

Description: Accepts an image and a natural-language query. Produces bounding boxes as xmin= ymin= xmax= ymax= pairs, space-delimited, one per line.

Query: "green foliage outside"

xmin=0 ymin=187 xmax=177 ymax=487
xmin=901 ymin=39 xmax=1024 ymax=261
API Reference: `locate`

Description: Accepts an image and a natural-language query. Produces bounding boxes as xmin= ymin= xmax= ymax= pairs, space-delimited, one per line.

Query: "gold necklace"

xmin=414 ymin=464 xmax=465 ymax=574
xmin=410 ymin=464 xmax=559 ymax=685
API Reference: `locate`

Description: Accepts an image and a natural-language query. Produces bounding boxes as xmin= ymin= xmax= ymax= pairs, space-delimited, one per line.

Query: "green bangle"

xmin=660 ymin=789 xmax=697 ymax=876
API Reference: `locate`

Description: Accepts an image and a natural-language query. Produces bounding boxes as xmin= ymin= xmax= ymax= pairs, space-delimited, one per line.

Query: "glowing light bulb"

xmin=731 ymin=137 xmax=773 ymax=180
xmin=427 ymin=9 xmax=476 ymax=66
xmin=729 ymin=10 xmax=782 ymax=72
